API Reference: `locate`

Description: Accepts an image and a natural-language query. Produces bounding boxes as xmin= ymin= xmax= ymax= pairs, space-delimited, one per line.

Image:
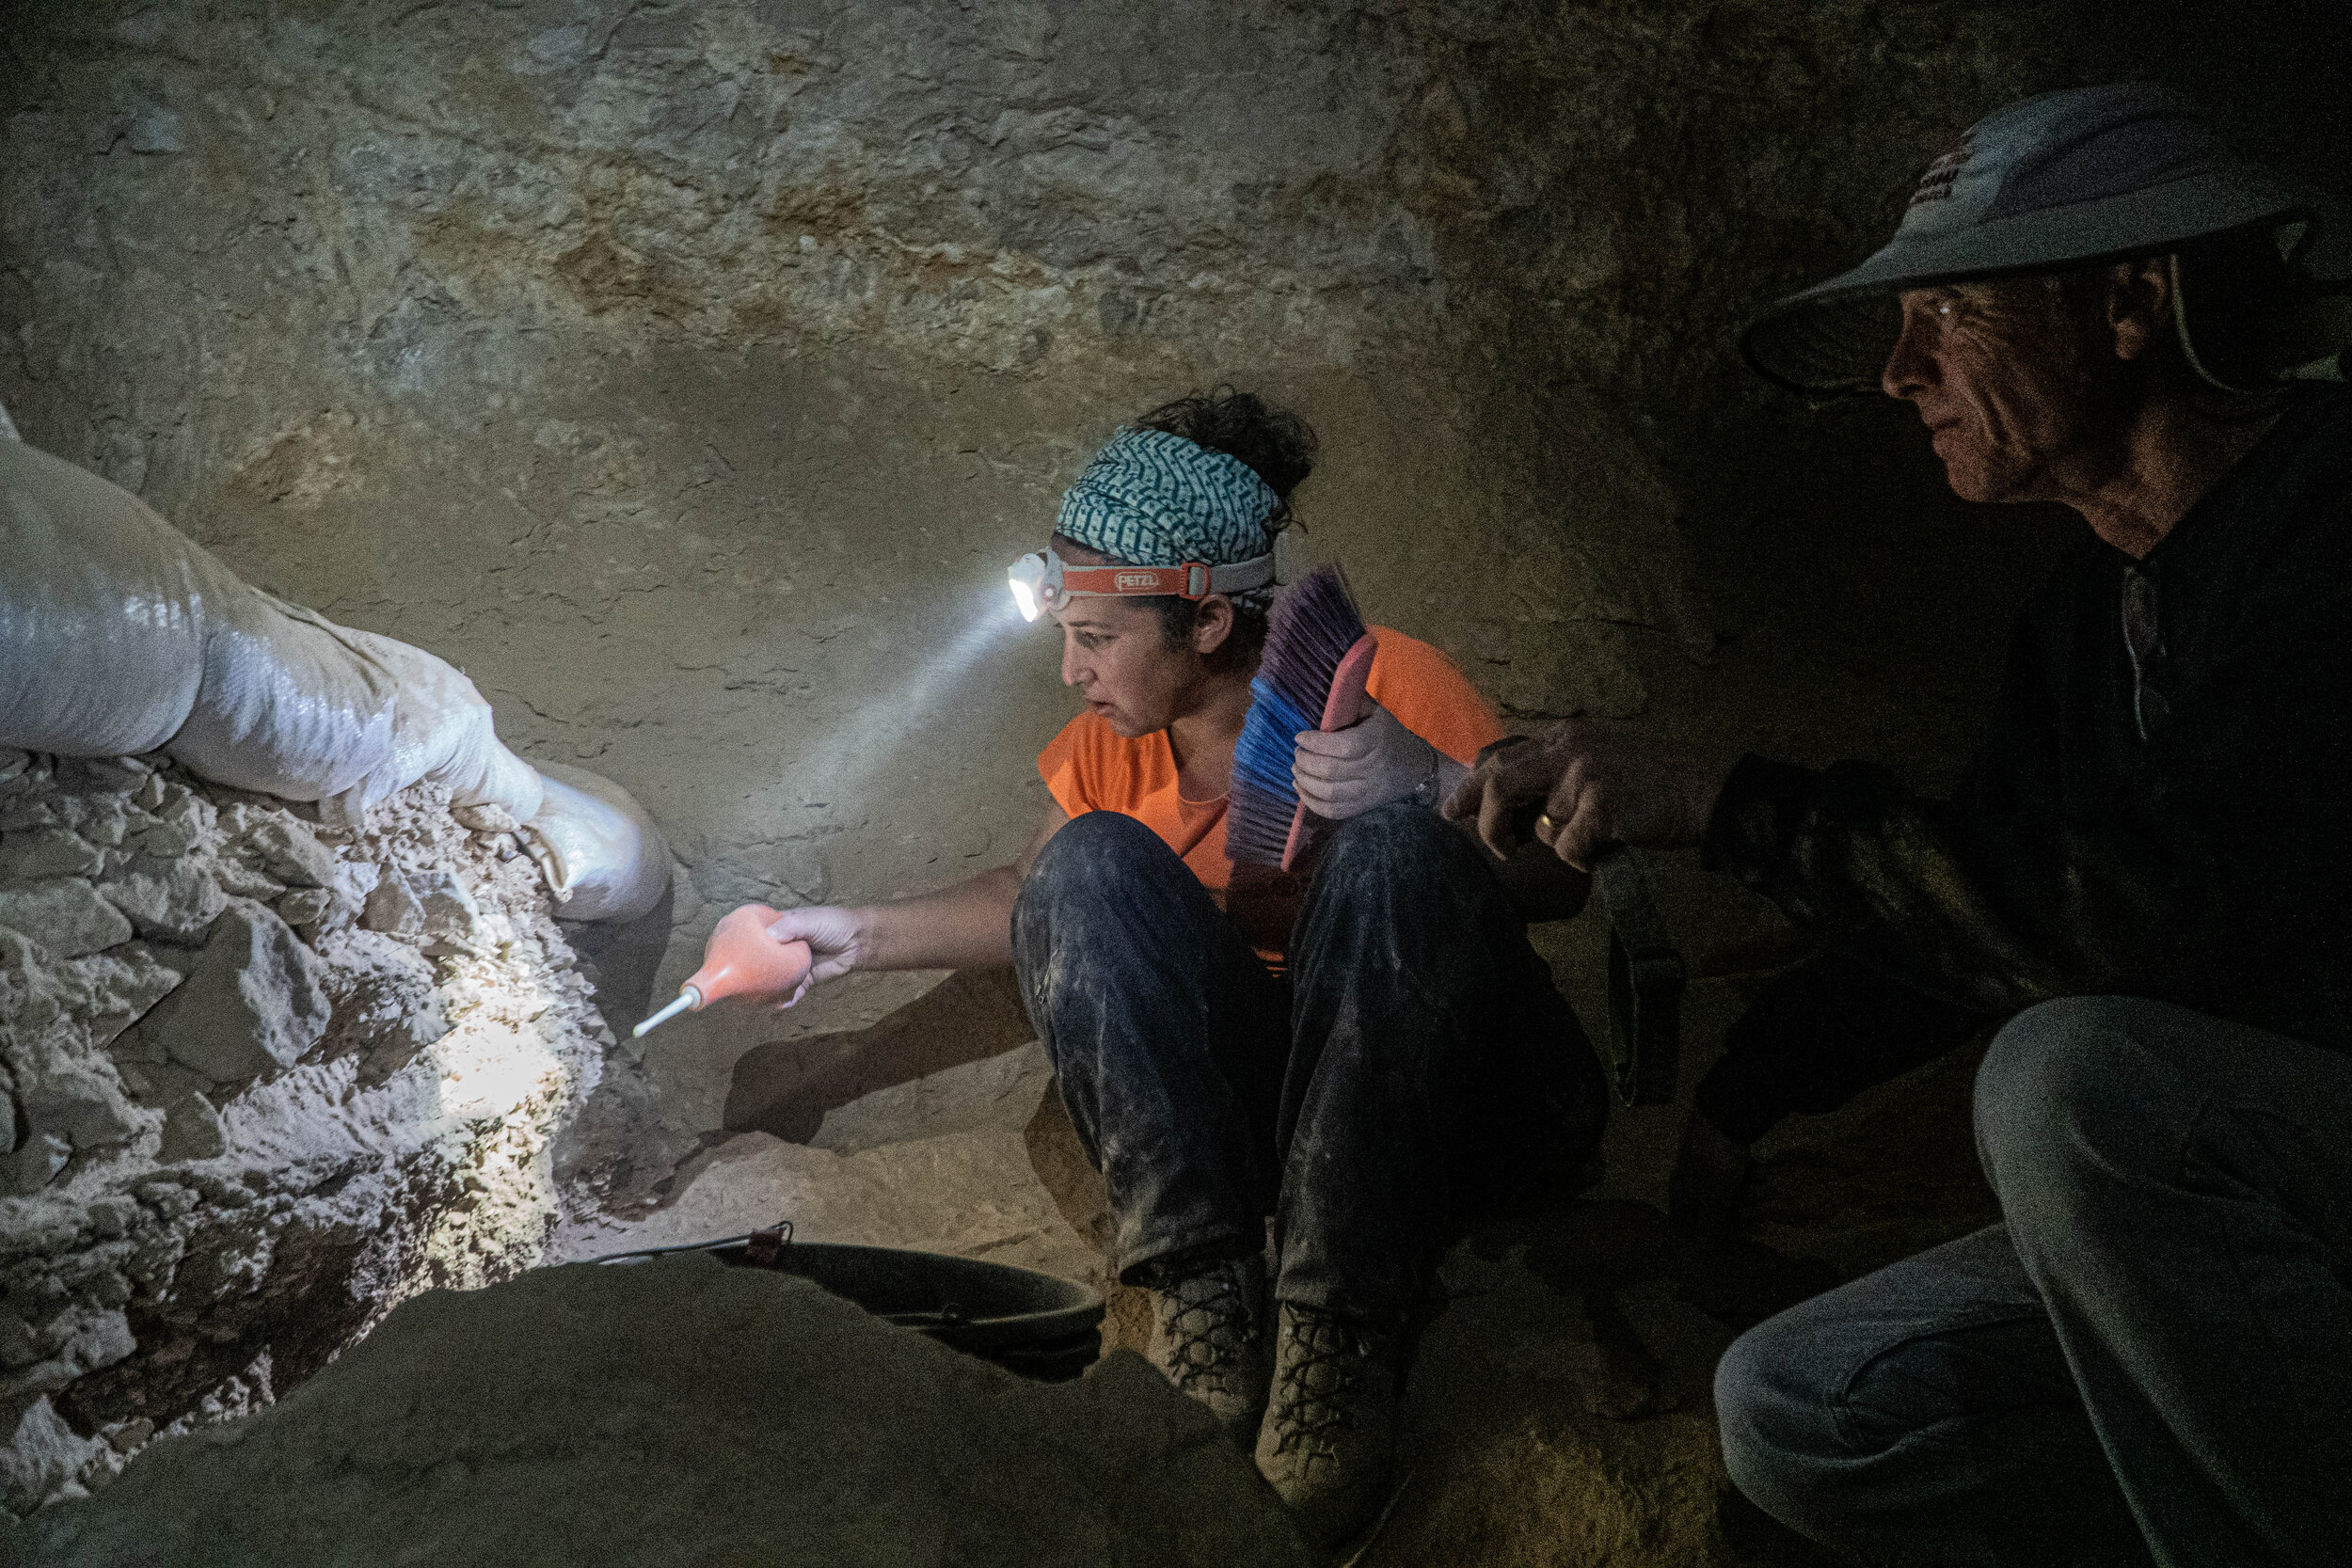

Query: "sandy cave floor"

xmin=532 ymin=942 xmax=2000 ymax=1567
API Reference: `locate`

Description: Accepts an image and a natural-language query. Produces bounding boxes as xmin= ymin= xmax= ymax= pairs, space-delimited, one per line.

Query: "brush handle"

xmin=1279 ymin=633 xmax=1381 ymax=874
xmin=1318 ymin=634 xmax=1379 ymax=730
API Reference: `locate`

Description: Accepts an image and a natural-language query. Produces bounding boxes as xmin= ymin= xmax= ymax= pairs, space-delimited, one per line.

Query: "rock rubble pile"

xmin=0 ymin=749 xmax=617 ymax=1514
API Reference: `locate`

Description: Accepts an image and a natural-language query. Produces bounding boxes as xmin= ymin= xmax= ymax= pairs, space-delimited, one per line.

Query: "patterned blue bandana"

xmin=1055 ymin=428 xmax=1279 ymax=565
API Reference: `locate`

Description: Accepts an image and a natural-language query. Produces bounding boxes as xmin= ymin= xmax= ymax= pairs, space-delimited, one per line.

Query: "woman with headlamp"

xmin=765 ymin=389 xmax=1606 ymax=1544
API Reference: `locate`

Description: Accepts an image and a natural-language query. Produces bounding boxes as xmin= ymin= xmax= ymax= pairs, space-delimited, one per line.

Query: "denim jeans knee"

xmin=1314 ymin=800 xmax=1484 ymax=899
xmin=1715 ymin=1311 xmax=1840 ymax=1536
xmin=1020 ymin=807 xmax=1175 ymax=907
xmin=1012 ymin=808 xmax=1231 ymax=1067
xmin=1974 ymin=996 xmax=2156 ymax=1210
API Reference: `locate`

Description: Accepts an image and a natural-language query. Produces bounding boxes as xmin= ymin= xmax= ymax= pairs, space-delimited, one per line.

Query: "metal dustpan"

xmin=596 ymin=1221 xmax=1105 ymax=1382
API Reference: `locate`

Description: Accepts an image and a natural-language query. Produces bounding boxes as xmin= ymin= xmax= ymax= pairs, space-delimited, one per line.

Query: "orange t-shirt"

xmin=1035 ymin=626 xmax=1503 ymax=938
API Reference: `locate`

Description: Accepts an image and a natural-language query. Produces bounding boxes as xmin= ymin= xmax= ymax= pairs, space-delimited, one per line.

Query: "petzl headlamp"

xmin=1008 ymin=535 xmax=1294 ymax=623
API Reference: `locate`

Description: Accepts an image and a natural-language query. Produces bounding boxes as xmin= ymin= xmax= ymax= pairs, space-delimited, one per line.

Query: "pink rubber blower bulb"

xmin=631 ymin=903 xmax=814 ymax=1037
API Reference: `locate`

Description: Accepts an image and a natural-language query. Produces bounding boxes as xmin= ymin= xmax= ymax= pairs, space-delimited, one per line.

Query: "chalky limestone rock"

xmin=0 ymin=752 xmax=630 ymax=1514
xmin=0 ymin=888 xmax=126 ymax=966
xmin=96 ymin=857 xmax=228 ymax=943
xmin=131 ymin=902 xmax=329 ymax=1082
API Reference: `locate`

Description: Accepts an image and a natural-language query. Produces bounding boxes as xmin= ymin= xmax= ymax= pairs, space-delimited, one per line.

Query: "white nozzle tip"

xmin=631 ymin=988 xmax=699 ymax=1038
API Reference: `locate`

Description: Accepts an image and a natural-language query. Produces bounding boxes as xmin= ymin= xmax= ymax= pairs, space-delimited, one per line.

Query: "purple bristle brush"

xmin=1228 ymin=565 xmax=1378 ymax=874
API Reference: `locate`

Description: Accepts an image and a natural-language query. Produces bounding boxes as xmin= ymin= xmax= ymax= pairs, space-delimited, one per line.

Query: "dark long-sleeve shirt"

xmin=1704 ymin=388 xmax=2352 ymax=1054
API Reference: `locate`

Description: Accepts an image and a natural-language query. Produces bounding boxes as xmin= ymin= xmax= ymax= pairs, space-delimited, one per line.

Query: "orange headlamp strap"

xmin=1054 ymin=562 xmax=1217 ymax=602
xmin=1012 ymin=540 xmax=1289 ymax=622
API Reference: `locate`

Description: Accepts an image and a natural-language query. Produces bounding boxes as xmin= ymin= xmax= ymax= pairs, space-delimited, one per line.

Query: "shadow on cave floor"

xmin=1343 ymin=1016 xmax=1994 ymax=1568
xmin=720 ymin=965 xmax=1037 ymax=1145
xmin=627 ymin=955 xmax=1999 ymax=1566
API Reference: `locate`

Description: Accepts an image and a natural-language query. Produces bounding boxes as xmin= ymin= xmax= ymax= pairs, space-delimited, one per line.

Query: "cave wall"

xmin=4 ymin=0 xmax=2344 ymax=1152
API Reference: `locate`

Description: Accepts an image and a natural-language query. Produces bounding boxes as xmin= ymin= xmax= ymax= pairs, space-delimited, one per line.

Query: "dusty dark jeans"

xmin=1011 ymin=803 xmax=1607 ymax=1321
xmin=1715 ymin=995 xmax=2352 ymax=1568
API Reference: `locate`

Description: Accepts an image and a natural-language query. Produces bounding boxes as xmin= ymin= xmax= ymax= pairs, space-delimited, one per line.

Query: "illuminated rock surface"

xmin=0 ymin=755 xmax=625 ymax=1513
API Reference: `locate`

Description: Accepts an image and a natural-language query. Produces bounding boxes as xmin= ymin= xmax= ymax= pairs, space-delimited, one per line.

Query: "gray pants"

xmin=1715 ymin=996 xmax=2352 ymax=1567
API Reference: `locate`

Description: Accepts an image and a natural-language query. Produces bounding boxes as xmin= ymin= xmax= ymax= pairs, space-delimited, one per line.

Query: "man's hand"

xmin=763 ymin=904 xmax=871 ymax=1006
xmin=1292 ymin=703 xmax=1441 ymax=820
xmin=1442 ymin=721 xmax=1723 ymax=871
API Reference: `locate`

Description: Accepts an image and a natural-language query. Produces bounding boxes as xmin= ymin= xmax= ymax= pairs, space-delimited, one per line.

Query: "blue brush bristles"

xmin=1226 ymin=567 xmax=1369 ymax=869
xmin=1228 ymin=676 xmax=1314 ymax=867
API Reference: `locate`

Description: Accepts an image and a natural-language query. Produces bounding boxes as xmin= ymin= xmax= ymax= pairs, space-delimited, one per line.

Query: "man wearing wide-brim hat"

xmin=1450 ymin=83 xmax=2351 ymax=1564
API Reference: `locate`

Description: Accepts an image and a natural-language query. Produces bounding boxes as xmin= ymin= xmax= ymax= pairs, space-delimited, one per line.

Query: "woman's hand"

xmin=1292 ymin=704 xmax=1440 ymax=819
xmin=763 ymin=904 xmax=872 ymax=1006
xmin=1443 ymin=721 xmax=1723 ymax=870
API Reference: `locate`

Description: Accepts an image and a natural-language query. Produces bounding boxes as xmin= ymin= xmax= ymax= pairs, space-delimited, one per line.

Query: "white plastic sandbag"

xmin=526 ymin=763 xmax=672 ymax=924
xmin=0 ymin=436 xmax=540 ymax=825
xmin=167 ymin=595 xmax=548 ymax=827
xmin=1 ymin=434 xmax=219 ymax=757
xmin=0 ymin=430 xmax=667 ymax=922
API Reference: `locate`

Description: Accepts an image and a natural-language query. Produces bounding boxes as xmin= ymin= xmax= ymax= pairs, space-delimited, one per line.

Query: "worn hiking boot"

xmin=1137 ymin=1248 xmax=1271 ymax=1443
xmin=1253 ymin=1301 xmax=1401 ymax=1544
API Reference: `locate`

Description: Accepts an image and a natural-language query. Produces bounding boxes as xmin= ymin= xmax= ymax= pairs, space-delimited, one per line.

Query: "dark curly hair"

xmin=1051 ymin=387 xmax=1318 ymax=668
